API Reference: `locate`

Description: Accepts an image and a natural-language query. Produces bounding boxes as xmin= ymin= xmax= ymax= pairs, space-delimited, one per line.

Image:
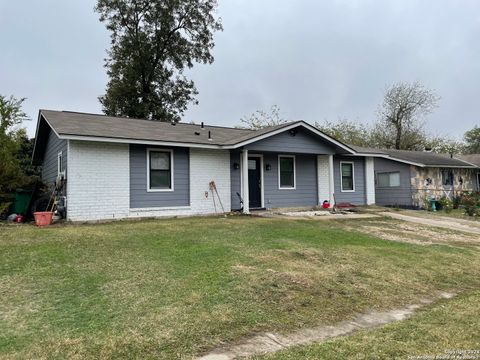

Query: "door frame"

xmin=247 ymin=154 xmax=264 ymax=209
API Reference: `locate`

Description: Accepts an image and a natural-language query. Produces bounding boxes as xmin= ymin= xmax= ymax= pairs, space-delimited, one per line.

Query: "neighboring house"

xmin=458 ymin=154 xmax=480 ymax=190
xmin=32 ymin=110 xmax=378 ymax=221
xmin=352 ymin=146 xmax=479 ymax=208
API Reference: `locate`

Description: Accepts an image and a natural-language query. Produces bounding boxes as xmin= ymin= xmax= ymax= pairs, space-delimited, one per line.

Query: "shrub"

xmin=452 ymin=194 xmax=462 ymax=209
xmin=438 ymin=196 xmax=453 ymax=213
xmin=460 ymin=191 xmax=480 ymax=216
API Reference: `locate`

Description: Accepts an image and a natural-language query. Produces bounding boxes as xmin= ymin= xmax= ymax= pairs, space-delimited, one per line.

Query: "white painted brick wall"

xmin=365 ymin=156 xmax=376 ymax=205
xmin=67 ymin=141 xmax=130 ymax=221
xmin=317 ymin=155 xmax=330 ymax=205
xmin=189 ymin=148 xmax=231 ymax=214
xmin=66 ymin=143 xmax=231 ymax=221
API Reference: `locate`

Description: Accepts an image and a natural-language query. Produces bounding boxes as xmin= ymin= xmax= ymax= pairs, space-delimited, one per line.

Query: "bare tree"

xmin=239 ymin=105 xmax=288 ymax=130
xmin=375 ymin=82 xmax=440 ymax=150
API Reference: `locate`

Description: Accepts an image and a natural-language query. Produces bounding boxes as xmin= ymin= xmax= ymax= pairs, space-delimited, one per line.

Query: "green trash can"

xmin=13 ymin=189 xmax=33 ymax=215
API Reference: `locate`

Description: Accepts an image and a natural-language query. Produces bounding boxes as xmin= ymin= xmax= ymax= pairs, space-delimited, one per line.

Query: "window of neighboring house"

xmin=57 ymin=151 xmax=63 ymax=175
xmin=441 ymin=169 xmax=454 ymax=186
xmin=477 ymin=172 xmax=480 ymax=190
xmin=340 ymin=161 xmax=355 ymax=192
xmin=147 ymin=149 xmax=173 ymax=191
xmin=377 ymin=171 xmax=401 ymax=187
xmin=278 ymin=155 xmax=295 ymax=189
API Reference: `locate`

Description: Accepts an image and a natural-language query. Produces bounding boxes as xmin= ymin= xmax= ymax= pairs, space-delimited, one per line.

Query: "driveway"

xmin=380 ymin=211 xmax=480 ymax=236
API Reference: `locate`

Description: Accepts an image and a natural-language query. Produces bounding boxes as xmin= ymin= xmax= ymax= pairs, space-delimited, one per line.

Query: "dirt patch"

xmin=381 ymin=212 xmax=480 ymax=236
xmin=342 ymin=218 xmax=480 ymax=247
xmin=197 ymin=292 xmax=456 ymax=360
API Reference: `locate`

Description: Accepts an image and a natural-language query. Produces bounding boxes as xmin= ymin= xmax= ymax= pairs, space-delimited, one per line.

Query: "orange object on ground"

xmin=33 ymin=212 xmax=54 ymax=227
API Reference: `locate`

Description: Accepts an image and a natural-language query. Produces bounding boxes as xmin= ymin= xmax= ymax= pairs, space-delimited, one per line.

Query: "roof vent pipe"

xmin=208 ymin=130 xmax=212 ymax=141
xmin=201 ymin=122 xmax=205 ymax=129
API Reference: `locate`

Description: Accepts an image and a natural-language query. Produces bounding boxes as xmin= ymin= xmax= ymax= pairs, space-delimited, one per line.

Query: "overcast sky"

xmin=1 ymin=0 xmax=479 ymax=138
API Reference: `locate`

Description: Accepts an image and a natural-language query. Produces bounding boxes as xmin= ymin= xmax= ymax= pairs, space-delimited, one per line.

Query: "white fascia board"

xmin=351 ymin=152 xmax=426 ymax=167
xmin=354 ymin=152 xmax=479 ymax=169
xmin=31 ymin=111 xmax=44 ymax=163
xmin=424 ymin=164 xmax=479 ymax=169
xmin=58 ymin=134 xmax=224 ymax=149
xmin=32 ymin=112 xmax=63 ymax=163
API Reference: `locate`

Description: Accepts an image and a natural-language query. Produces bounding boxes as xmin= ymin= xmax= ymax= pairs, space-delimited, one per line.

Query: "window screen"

xmin=279 ymin=156 xmax=294 ymax=188
xmin=341 ymin=163 xmax=354 ymax=191
xmin=149 ymin=151 xmax=171 ymax=189
xmin=377 ymin=172 xmax=400 ymax=187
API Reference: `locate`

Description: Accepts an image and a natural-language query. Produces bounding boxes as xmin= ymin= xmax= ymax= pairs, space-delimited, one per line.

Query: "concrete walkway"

xmin=380 ymin=212 xmax=480 ymax=235
xmin=197 ymin=292 xmax=455 ymax=360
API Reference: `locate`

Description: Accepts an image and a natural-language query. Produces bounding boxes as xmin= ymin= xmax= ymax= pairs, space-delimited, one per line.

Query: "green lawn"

xmin=1 ymin=216 xmax=479 ymax=359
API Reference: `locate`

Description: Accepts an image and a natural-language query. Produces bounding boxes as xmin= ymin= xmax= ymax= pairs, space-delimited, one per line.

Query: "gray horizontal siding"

xmin=42 ymin=129 xmax=67 ymax=186
xmin=230 ymin=152 xmax=242 ymax=210
xmin=130 ymin=145 xmax=189 ymax=208
xmin=333 ymin=156 xmax=366 ymax=205
xmin=245 ymin=127 xmax=335 ymax=154
xmin=374 ymin=158 xmax=413 ymax=207
xmin=264 ymin=153 xmax=318 ymax=208
xmin=230 ymin=152 xmax=318 ymax=209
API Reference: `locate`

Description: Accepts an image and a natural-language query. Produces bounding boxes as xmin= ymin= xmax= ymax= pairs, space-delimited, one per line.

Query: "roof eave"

xmin=58 ymin=134 xmax=225 ymax=149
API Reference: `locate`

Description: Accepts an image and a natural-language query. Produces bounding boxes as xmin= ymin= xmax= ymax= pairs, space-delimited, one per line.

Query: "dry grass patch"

xmin=341 ymin=217 xmax=480 ymax=247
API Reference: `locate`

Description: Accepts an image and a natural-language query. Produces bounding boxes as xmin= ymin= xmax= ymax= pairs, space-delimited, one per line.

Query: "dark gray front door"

xmin=248 ymin=157 xmax=262 ymax=208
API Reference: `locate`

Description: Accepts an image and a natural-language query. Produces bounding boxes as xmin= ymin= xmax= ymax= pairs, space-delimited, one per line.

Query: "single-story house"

xmin=352 ymin=146 xmax=480 ymax=208
xmin=458 ymin=154 xmax=480 ymax=195
xmin=33 ymin=110 xmax=381 ymax=221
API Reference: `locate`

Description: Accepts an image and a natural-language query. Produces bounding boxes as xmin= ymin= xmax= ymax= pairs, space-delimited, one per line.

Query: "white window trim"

xmin=340 ymin=161 xmax=355 ymax=192
xmin=376 ymin=171 xmax=401 ymax=188
xmin=278 ymin=155 xmax=296 ymax=190
xmin=57 ymin=151 xmax=63 ymax=176
xmin=146 ymin=148 xmax=174 ymax=192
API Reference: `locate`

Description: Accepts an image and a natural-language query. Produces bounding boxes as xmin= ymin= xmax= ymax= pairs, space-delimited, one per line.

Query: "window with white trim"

xmin=57 ymin=151 xmax=63 ymax=175
xmin=340 ymin=162 xmax=354 ymax=191
xmin=147 ymin=149 xmax=173 ymax=191
xmin=377 ymin=171 xmax=400 ymax=187
xmin=278 ymin=155 xmax=295 ymax=189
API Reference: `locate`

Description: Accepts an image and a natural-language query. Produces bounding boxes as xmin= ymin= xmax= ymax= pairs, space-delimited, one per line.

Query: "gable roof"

xmin=33 ymin=110 xmax=356 ymax=162
xmin=351 ymin=145 xmax=477 ymax=168
xmin=31 ymin=109 xmax=479 ymax=169
xmin=39 ymin=109 xmax=253 ymax=147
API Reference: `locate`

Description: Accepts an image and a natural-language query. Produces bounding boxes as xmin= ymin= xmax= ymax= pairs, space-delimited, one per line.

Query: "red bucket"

xmin=33 ymin=212 xmax=54 ymax=227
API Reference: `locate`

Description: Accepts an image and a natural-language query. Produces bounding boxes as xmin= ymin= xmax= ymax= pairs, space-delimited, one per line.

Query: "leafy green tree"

xmin=315 ymin=118 xmax=372 ymax=147
xmin=0 ymin=95 xmax=29 ymax=193
xmin=96 ymin=0 xmax=222 ymax=122
xmin=463 ymin=126 xmax=480 ymax=154
xmin=239 ymin=105 xmax=288 ymax=130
